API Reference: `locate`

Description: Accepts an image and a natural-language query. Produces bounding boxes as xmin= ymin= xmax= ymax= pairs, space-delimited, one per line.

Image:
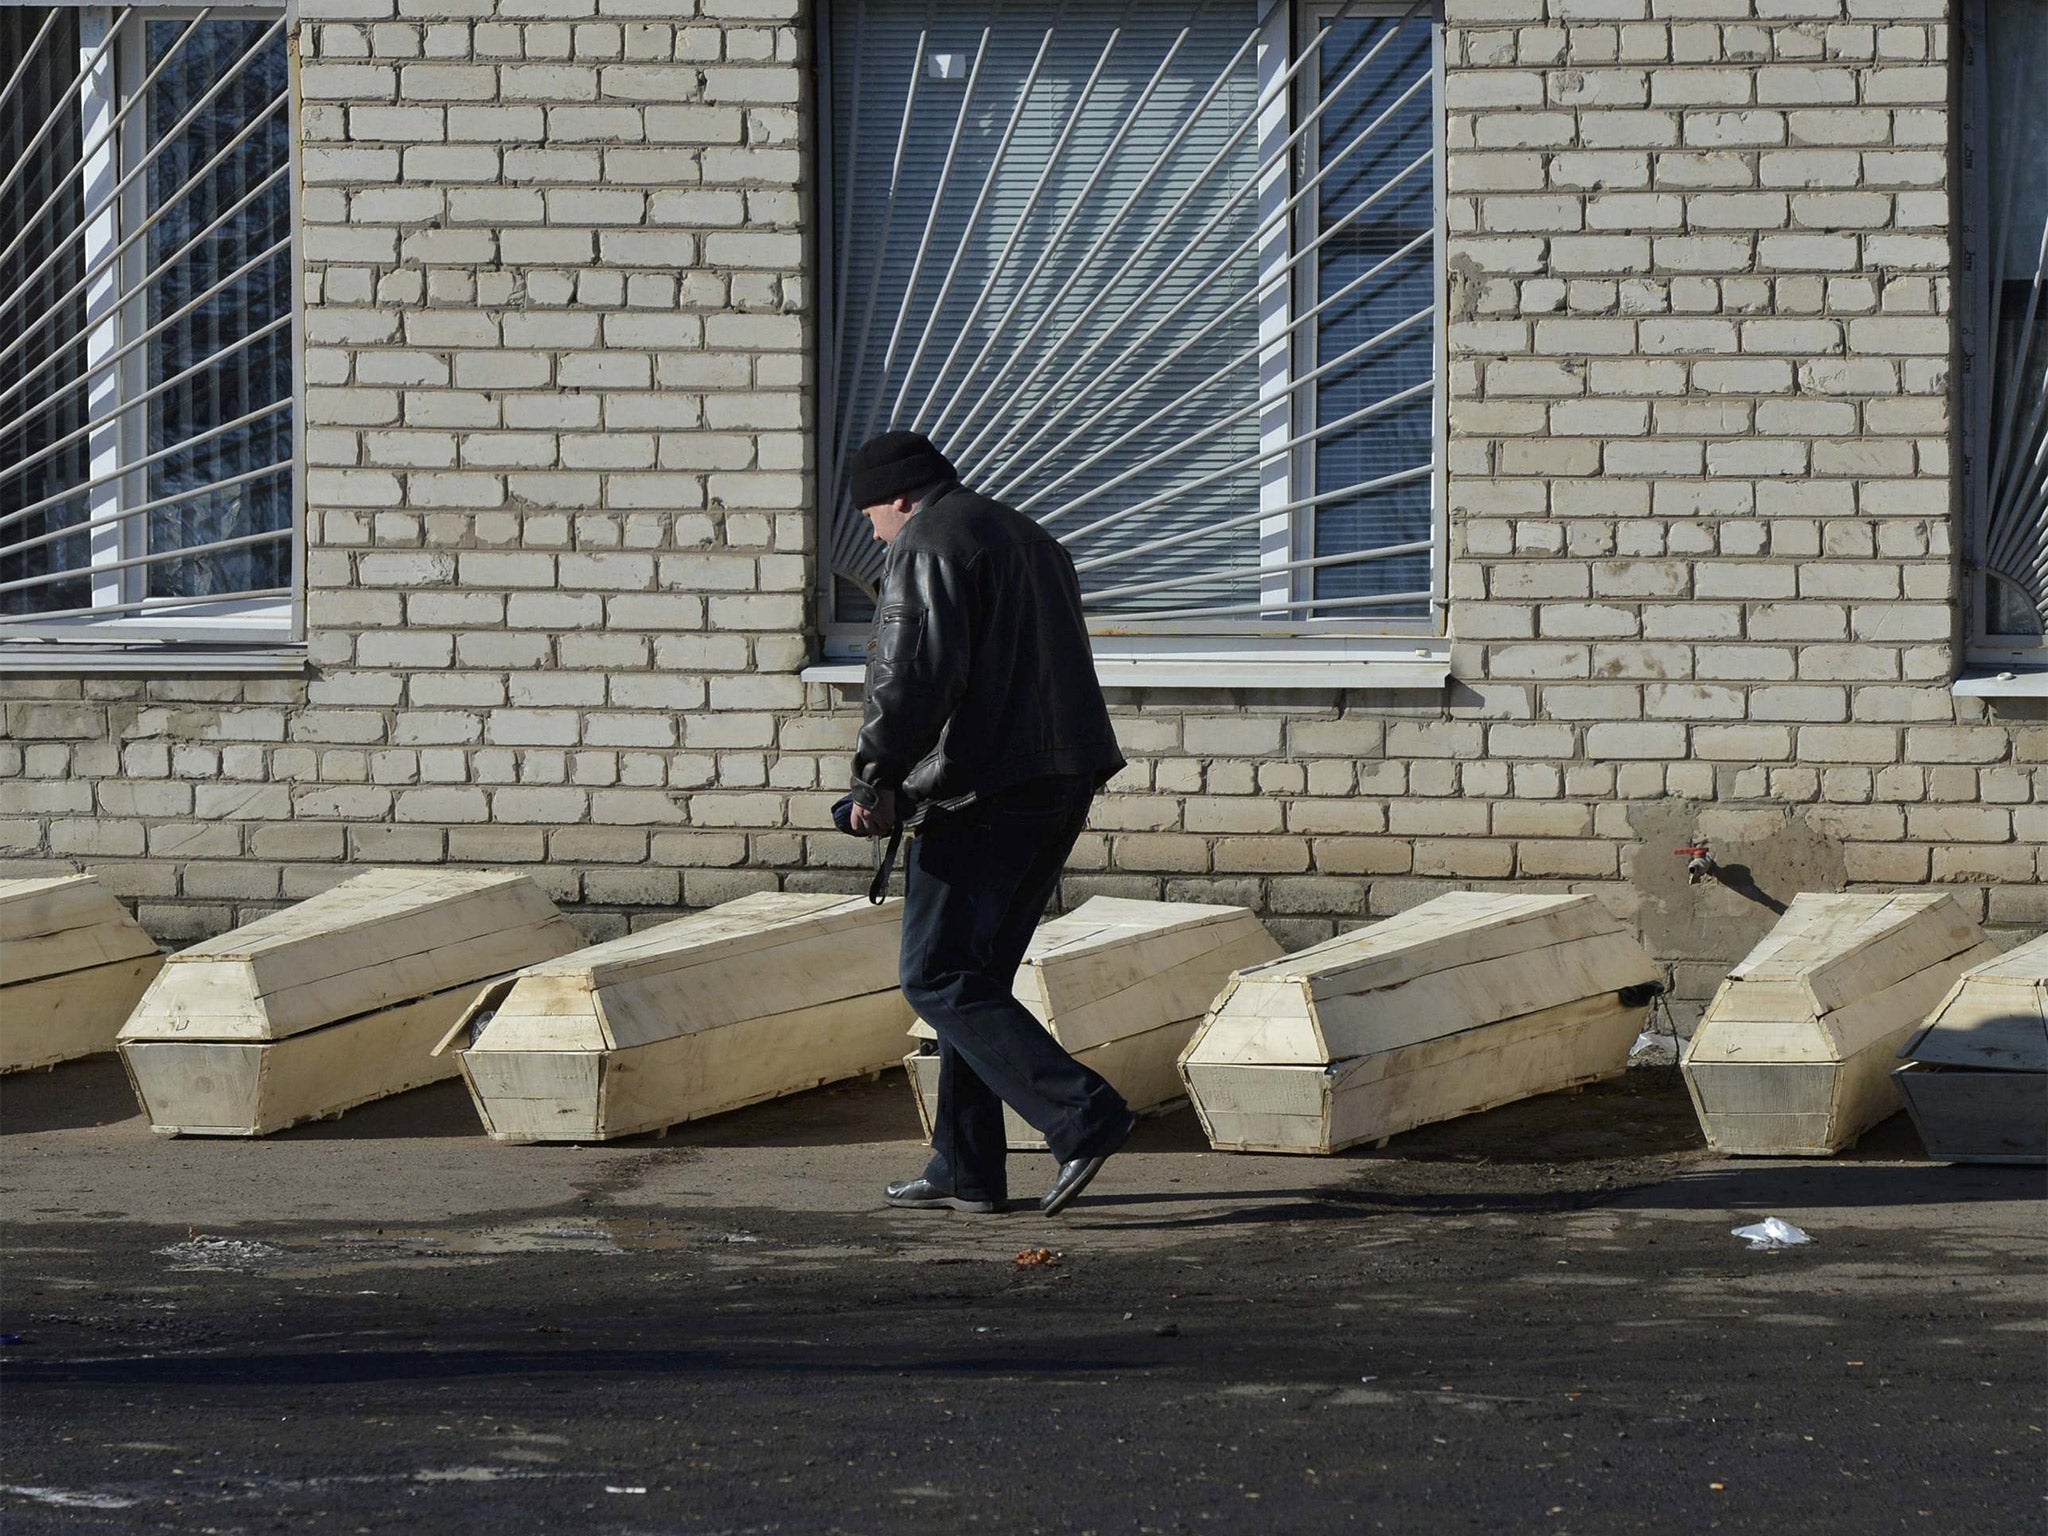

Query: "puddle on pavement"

xmin=149 ymin=1218 xmax=882 ymax=1279
xmin=156 ymin=1237 xmax=284 ymax=1272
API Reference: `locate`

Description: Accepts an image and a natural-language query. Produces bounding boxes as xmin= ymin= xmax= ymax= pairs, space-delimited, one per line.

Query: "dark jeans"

xmin=899 ymin=775 xmax=1130 ymax=1204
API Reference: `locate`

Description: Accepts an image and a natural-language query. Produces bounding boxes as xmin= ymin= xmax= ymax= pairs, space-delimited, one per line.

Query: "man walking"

xmin=843 ymin=430 xmax=1135 ymax=1216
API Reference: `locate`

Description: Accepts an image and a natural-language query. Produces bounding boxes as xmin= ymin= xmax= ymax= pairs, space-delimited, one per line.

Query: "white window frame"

xmin=809 ymin=0 xmax=1449 ymax=686
xmin=0 ymin=0 xmax=304 ymax=664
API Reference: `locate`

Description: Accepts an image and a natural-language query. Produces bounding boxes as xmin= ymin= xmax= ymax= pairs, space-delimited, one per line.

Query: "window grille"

xmin=818 ymin=0 xmax=1442 ymax=648
xmin=0 ymin=5 xmax=297 ymax=642
xmin=1960 ymin=0 xmax=2048 ymax=658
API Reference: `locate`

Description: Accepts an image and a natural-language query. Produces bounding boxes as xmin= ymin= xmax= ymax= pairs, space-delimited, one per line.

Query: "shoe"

xmin=1040 ymin=1110 xmax=1138 ymax=1216
xmin=884 ymin=1177 xmax=997 ymax=1214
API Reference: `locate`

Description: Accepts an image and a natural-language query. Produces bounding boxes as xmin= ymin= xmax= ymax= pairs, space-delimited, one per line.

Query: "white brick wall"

xmin=1 ymin=0 xmax=2042 ymax=1008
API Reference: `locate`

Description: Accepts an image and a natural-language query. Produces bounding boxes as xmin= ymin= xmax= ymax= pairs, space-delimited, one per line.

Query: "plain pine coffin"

xmin=445 ymin=891 xmax=915 ymax=1142
xmin=0 ymin=874 xmax=163 ymax=1073
xmin=1180 ymin=892 xmax=1662 ymax=1155
xmin=118 ymin=868 xmax=584 ymax=1135
xmin=1682 ymin=891 xmax=1997 ymax=1157
xmin=1893 ymin=931 xmax=2048 ymax=1165
xmin=905 ymin=897 xmax=1281 ymax=1150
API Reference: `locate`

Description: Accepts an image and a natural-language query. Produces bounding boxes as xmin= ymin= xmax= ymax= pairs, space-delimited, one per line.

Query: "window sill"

xmin=1953 ymin=667 xmax=2048 ymax=699
xmin=0 ymin=642 xmax=309 ymax=675
xmin=802 ymin=640 xmax=1452 ymax=692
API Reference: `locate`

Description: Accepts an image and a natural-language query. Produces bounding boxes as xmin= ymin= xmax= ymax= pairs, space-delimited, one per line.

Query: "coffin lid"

xmin=120 ymin=868 xmax=582 ymax=1042
xmin=0 ymin=873 xmax=160 ymax=988
xmin=1899 ymin=930 xmax=2048 ymax=1072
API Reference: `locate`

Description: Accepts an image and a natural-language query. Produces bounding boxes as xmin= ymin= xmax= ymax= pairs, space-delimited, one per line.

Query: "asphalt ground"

xmin=1 ymin=1058 xmax=2043 ymax=1535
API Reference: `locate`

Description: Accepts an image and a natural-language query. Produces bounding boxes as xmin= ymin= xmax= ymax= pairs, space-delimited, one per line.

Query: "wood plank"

xmin=1902 ymin=931 xmax=2048 ymax=1073
xmin=904 ymin=1013 xmax=1201 ymax=1151
xmin=459 ymin=988 xmax=913 ymax=1143
xmin=452 ymin=893 xmax=916 ymax=1139
xmin=1177 ymin=978 xmax=1324 ymax=1067
xmin=120 ymin=981 xmax=474 ymax=1137
xmin=467 ymin=893 xmax=901 ymax=1052
xmin=1681 ymin=895 xmax=1993 ymax=1156
xmin=1184 ymin=992 xmax=1644 ymax=1155
xmin=1895 ymin=1064 xmax=2047 ymax=1164
xmin=1005 ymin=898 xmax=1280 ymax=1057
xmin=1721 ymin=891 xmax=1982 ymax=1018
xmin=1230 ymin=892 xmax=1621 ymax=1003
xmin=1182 ymin=893 xmax=1656 ymax=1069
xmin=0 ymin=874 xmax=159 ymax=988
xmin=0 ymin=954 xmax=164 ymax=1073
xmin=1308 ymin=930 xmax=1659 ymax=1063
xmin=121 ymin=870 xmax=584 ymax=1041
xmin=1685 ymin=943 xmax=2002 ymax=1065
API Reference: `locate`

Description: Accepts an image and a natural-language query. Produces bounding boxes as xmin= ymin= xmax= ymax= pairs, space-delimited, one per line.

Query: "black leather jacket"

xmin=850 ymin=484 xmax=1124 ymax=821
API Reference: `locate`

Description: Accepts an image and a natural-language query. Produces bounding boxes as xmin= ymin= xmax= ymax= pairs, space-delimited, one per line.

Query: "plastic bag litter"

xmin=1731 ymin=1217 xmax=1811 ymax=1251
xmin=1627 ymin=1027 xmax=1678 ymax=1067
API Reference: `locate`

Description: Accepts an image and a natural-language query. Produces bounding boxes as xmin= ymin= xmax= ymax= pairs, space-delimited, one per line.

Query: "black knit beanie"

xmin=847 ymin=430 xmax=957 ymax=509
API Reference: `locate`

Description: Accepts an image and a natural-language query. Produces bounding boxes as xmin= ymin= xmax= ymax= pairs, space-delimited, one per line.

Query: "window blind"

xmin=826 ymin=0 xmax=1264 ymax=620
xmin=1309 ymin=10 xmax=1434 ymax=618
xmin=0 ymin=7 xmax=294 ymax=632
xmin=823 ymin=0 xmax=1443 ymax=632
xmin=1967 ymin=0 xmax=2048 ymax=643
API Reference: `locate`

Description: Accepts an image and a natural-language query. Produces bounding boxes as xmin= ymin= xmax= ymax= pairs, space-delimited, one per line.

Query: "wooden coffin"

xmin=1893 ymin=931 xmax=2048 ymax=1165
xmin=904 ymin=896 xmax=1281 ymax=1150
xmin=444 ymin=891 xmax=915 ymax=1142
xmin=117 ymin=869 xmax=584 ymax=1136
xmin=0 ymin=875 xmax=163 ymax=1073
xmin=1681 ymin=891 xmax=1997 ymax=1157
xmin=1180 ymin=892 xmax=1661 ymax=1155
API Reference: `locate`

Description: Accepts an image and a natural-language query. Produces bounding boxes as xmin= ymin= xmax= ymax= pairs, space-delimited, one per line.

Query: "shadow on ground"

xmin=0 ymin=1056 xmax=137 ymax=1135
xmin=1610 ymin=1159 xmax=2045 ymax=1212
xmin=273 ymin=1079 xmax=488 ymax=1141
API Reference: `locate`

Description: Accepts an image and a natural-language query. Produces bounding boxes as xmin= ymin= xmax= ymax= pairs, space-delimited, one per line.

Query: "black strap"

xmin=868 ymin=823 xmax=905 ymax=904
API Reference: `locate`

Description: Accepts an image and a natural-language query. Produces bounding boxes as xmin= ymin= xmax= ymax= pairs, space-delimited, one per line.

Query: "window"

xmin=1959 ymin=0 xmax=2048 ymax=664
xmin=817 ymin=0 xmax=1443 ymax=660
xmin=0 ymin=5 xmax=297 ymax=646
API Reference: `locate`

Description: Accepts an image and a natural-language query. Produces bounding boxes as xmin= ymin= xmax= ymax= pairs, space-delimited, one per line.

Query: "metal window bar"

xmin=4 ymin=584 xmax=290 ymax=626
xmin=956 ymin=10 xmax=1427 ymax=472
xmin=883 ymin=17 xmax=1060 ymax=429
xmin=0 ymin=520 xmax=289 ymax=597
xmin=895 ymin=17 xmax=1133 ymax=443
xmin=827 ymin=10 xmax=1194 ymax=563
xmin=1072 ymin=464 xmax=1433 ymax=574
xmin=1056 ymin=378 xmax=1433 ymax=547
xmin=985 ymin=200 xmax=1430 ymax=497
xmin=0 ymin=398 xmax=290 ymax=536
xmin=0 ymin=233 xmax=290 ymax=444
xmin=0 ymin=311 xmax=290 ymax=496
xmin=824 ymin=0 xmax=1439 ymax=628
xmin=912 ymin=13 xmax=1222 ymax=452
xmin=837 ymin=20 xmax=997 ymax=492
xmin=1962 ymin=0 xmax=2048 ymax=643
xmin=2 ymin=458 xmax=290 ymax=562
xmin=826 ymin=13 xmax=931 ymax=537
xmin=0 ymin=9 xmax=64 ymax=123
xmin=993 ymin=195 xmax=1432 ymax=500
xmin=1026 ymin=305 xmax=1431 ymax=522
xmin=0 ymin=8 xmax=295 ymax=631
xmin=0 ymin=7 xmax=217 ymax=279
xmin=943 ymin=0 xmax=1408 ymax=466
xmin=1086 ymin=535 xmax=1430 ymax=601
xmin=0 ymin=4 xmax=135 ymax=215
xmin=0 ymin=89 xmax=291 ymax=387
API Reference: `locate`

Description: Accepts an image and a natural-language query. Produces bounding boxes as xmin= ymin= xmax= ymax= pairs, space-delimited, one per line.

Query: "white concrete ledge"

xmin=802 ymin=659 xmax=1451 ymax=691
xmin=0 ymin=645 xmax=310 ymax=675
xmin=806 ymin=636 xmax=1452 ymax=692
xmin=1953 ymin=668 xmax=2048 ymax=699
